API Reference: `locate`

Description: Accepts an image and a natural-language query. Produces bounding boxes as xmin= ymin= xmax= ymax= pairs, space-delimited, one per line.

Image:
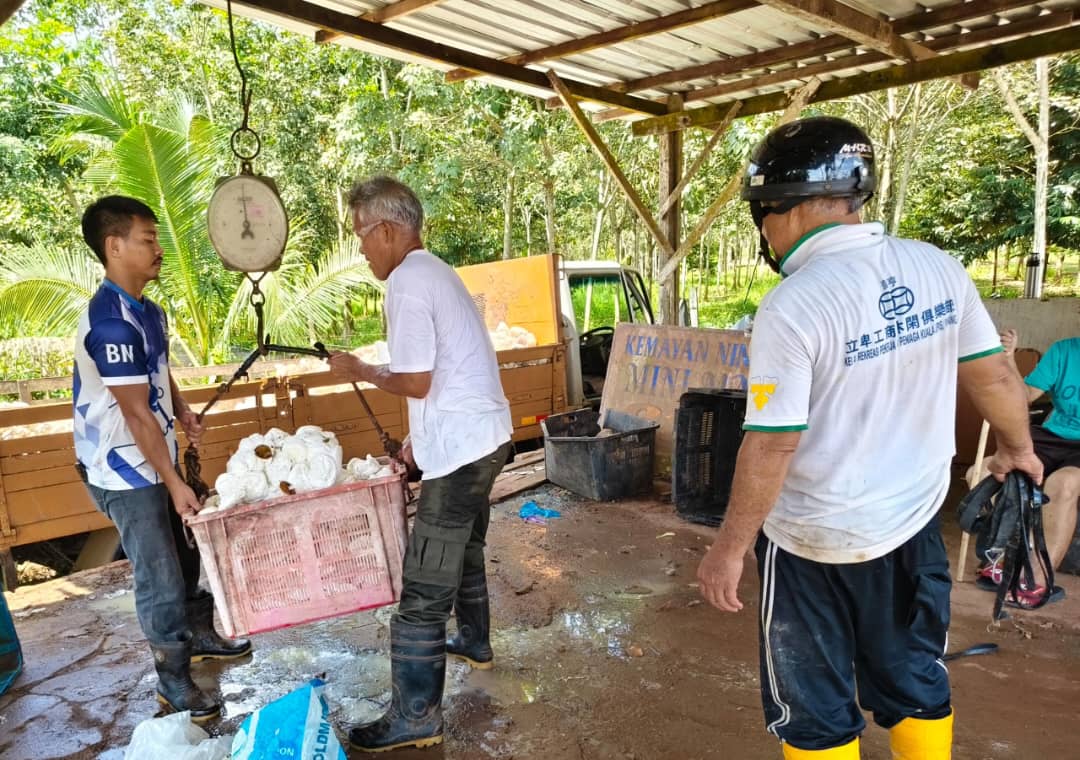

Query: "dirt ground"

xmin=2 ymin=475 xmax=1080 ymax=759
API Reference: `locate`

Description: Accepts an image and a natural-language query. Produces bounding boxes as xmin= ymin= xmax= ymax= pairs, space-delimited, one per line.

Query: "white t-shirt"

xmin=744 ymin=223 xmax=1002 ymax=563
xmin=384 ymin=249 xmax=512 ymax=480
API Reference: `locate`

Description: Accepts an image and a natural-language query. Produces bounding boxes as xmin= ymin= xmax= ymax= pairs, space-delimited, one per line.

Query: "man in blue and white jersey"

xmin=74 ymin=196 xmax=248 ymax=721
xmin=695 ymin=119 xmax=1040 ymax=760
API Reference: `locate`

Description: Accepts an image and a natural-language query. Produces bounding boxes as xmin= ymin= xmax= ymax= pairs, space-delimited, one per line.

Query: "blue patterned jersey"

xmin=73 ymin=280 xmax=177 ymax=490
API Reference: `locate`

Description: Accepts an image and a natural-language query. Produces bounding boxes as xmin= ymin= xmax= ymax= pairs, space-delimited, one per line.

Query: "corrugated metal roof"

xmin=211 ymin=0 xmax=1080 ymax=123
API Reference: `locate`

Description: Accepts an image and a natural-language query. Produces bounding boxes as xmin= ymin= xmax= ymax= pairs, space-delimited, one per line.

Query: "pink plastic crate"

xmin=185 ymin=461 xmax=409 ymax=637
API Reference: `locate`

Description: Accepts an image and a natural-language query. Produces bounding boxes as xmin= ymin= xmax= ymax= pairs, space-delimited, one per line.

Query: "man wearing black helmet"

xmin=696 ymin=117 xmax=1040 ymax=759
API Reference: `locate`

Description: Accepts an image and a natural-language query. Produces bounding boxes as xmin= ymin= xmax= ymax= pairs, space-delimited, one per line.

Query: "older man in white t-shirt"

xmin=328 ymin=176 xmax=512 ymax=754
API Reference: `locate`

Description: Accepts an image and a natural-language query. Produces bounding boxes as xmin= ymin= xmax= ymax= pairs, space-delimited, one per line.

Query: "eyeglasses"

xmin=355 ymin=219 xmax=389 ymax=241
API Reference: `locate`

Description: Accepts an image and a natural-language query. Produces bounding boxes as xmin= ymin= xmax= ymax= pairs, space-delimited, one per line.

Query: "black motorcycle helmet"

xmin=742 ymin=116 xmax=876 ymax=272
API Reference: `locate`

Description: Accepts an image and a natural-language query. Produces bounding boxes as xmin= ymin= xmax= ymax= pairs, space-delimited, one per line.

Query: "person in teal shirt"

xmin=978 ymin=330 xmax=1080 ymax=604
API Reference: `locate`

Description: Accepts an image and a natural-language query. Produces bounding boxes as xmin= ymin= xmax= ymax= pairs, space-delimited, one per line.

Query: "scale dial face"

xmin=207 ymin=174 xmax=289 ymax=272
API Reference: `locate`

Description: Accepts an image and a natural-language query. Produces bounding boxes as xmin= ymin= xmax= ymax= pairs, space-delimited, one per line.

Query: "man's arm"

xmin=109 ymin=383 xmax=202 ymax=516
xmin=697 ymin=430 xmax=801 ymax=612
xmin=169 ymin=372 xmax=203 ymax=447
xmin=326 ymin=352 xmax=432 ymax=399
xmin=958 ymin=351 xmax=1043 ymax=484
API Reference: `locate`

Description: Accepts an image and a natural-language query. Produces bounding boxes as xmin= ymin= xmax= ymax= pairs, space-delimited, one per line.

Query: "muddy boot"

xmin=446 ymin=570 xmax=493 ymax=669
xmin=188 ymin=594 xmax=251 ymax=662
xmin=152 ymin=638 xmax=221 ymax=723
xmin=349 ymin=620 xmax=445 ymax=753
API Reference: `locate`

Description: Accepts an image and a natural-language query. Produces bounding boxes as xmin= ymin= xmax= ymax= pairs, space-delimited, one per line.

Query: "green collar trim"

xmin=778 ymin=223 xmax=844 ymax=277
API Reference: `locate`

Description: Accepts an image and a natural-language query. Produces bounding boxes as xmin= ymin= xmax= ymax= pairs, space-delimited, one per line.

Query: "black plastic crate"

xmin=541 ymin=409 xmax=658 ymax=501
xmin=672 ymin=388 xmax=747 ymax=526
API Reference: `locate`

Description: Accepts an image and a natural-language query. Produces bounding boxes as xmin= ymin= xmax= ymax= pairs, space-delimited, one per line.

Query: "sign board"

xmin=600 ymin=323 xmax=751 ymax=474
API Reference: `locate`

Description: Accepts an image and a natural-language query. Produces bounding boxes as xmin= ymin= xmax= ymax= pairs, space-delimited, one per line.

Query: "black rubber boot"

xmin=349 ymin=620 xmax=445 ymax=753
xmin=152 ymin=638 xmax=221 ymax=722
xmin=446 ymin=570 xmax=493 ymax=669
xmin=188 ymin=594 xmax=251 ymax=662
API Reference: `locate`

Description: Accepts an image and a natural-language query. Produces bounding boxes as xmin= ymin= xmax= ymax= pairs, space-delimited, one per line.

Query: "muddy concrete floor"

xmin=2 ymin=478 xmax=1080 ymax=759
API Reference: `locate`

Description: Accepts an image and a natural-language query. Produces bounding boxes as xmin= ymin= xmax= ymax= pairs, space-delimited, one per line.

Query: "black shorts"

xmin=755 ymin=518 xmax=951 ymax=750
xmin=1031 ymin=425 xmax=1080 ymax=476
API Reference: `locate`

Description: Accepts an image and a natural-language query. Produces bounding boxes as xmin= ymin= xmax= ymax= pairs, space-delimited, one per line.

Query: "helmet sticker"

xmin=840 ymin=142 xmax=873 ymax=155
xmin=750 ymin=175 xmax=765 ymax=186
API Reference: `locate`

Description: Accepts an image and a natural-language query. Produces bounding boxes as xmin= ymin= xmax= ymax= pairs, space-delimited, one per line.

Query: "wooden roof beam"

xmin=231 ymin=0 xmax=668 ymax=115
xmin=609 ymin=0 xmax=1041 ymax=95
xmin=317 ymin=0 xmax=448 ymax=44
xmin=633 ymin=25 xmax=1080 ymax=135
xmin=656 ymin=78 xmax=822 ymax=283
xmin=546 ymin=71 xmax=677 ymax=262
xmin=443 ymin=0 xmax=756 ymax=82
xmin=682 ymin=11 xmax=1076 ymax=104
xmin=754 ymin=0 xmax=935 ymax=62
xmin=1 ymin=0 xmax=28 ymax=26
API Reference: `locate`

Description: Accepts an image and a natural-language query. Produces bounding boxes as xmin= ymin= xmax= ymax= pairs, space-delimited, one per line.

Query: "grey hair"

xmin=346 ymin=175 xmax=424 ymax=234
xmin=805 ymin=195 xmax=867 ymax=216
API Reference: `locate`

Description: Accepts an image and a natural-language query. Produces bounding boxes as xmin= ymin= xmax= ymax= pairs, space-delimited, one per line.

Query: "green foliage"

xmin=0 ymin=337 xmax=74 ymax=381
xmin=697 ymin=272 xmax=781 ymax=329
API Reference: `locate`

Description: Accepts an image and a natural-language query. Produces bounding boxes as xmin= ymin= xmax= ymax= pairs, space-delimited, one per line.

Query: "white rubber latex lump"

xmin=209 ymin=426 xmax=348 ymax=511
xmin=345 ymin=454 xmax=394 ymax=482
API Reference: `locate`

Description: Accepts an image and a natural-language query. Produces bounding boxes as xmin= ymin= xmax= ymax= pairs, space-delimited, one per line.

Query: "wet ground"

xmin=2 ymin=476 xmax=1080 ymax=759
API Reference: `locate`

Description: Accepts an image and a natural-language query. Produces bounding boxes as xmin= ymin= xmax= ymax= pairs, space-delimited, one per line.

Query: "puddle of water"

xmin=456 ymin=666 xmax=542 ymax=706
xmin=207 ymin=594 xmax=648 ymax=727
xmin=218 ymin=645 xmax=389 ymax=722
xmin=85 ymin=589 xmax=136 ymax=618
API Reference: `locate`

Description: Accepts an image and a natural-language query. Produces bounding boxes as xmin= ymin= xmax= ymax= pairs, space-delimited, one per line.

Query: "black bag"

xmin=957 ymin=471 xmax=1055 ymax=620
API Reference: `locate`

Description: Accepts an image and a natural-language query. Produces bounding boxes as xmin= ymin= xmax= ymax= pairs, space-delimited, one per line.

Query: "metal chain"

xmin=226 ymin=0 xmax=260 ymax=169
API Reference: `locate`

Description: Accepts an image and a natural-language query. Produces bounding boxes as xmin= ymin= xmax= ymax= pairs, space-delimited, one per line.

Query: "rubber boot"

xmin=349 ymin=620 xmax=445 ymax=753
xmin=152 ymin=638 xmax=221 ymax=723
xmin=783 ymin=738 xmax=860 ymax=758
xmin=188 ymin=594 xmax=252 ymax=662
xmin=446 ymin=570 xmax=493 ymax=669
xmin=890 ymin=712 xmax=953 ymax=759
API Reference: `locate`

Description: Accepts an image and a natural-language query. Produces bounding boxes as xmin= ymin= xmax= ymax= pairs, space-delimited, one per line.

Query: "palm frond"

xmin=49 ymin=76 xmax=142 ymax=163
xmin=0 ymin=244 xmax=103 ymax=337
xmin=110 ymin=121 xmax=227 ymax=363
xmin=222 ymin=235 xmax=380 ymax=350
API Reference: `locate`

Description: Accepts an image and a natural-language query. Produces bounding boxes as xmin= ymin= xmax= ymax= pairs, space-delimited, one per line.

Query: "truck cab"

xmin=559 ymin=261 xmax=654 ymax=407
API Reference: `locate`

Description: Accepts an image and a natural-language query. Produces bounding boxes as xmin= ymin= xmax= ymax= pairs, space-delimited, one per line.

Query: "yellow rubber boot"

xmin=782 ymin=737 xmax=860 ymax=758
xmin=889 ymin=713 xmax=953 ymax=759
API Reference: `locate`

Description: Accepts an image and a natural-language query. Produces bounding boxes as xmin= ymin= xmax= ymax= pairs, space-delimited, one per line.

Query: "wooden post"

xmin=656 ymin=78 xmax=822 ymax=284
xmin=659 ymin=94 xmax=683 ymax=325
xmin=546 ymin=71 xmax=676 ymax=266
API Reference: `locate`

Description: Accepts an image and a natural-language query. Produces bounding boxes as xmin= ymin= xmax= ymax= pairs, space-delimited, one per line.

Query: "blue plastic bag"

xmin=519 ymin=501 xmax=561 ymax=523
xmin=231 ymin=679 xmax=346 ymax=760
xmin=0 ymin=591 xmax=22 ymax=696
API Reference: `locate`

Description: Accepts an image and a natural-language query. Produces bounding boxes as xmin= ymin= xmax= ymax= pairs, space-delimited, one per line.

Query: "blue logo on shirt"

xmin=879 ymin=287 xmax=915 ymax=319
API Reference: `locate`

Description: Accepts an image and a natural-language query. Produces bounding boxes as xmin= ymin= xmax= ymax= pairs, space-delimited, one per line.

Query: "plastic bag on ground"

xmin=124 ymin=711 xmax=231 ymax=760
xmin=231 ymin=678 xmax=346 ymax=760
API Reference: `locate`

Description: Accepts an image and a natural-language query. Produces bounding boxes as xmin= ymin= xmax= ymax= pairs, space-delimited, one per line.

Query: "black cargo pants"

xmin=396 ymin=442 xmax=512 ymax=626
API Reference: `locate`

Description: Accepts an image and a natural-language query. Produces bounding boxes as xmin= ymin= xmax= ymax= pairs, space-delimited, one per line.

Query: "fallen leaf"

xmin=627 ymin=645 xmax=644 ymax=658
